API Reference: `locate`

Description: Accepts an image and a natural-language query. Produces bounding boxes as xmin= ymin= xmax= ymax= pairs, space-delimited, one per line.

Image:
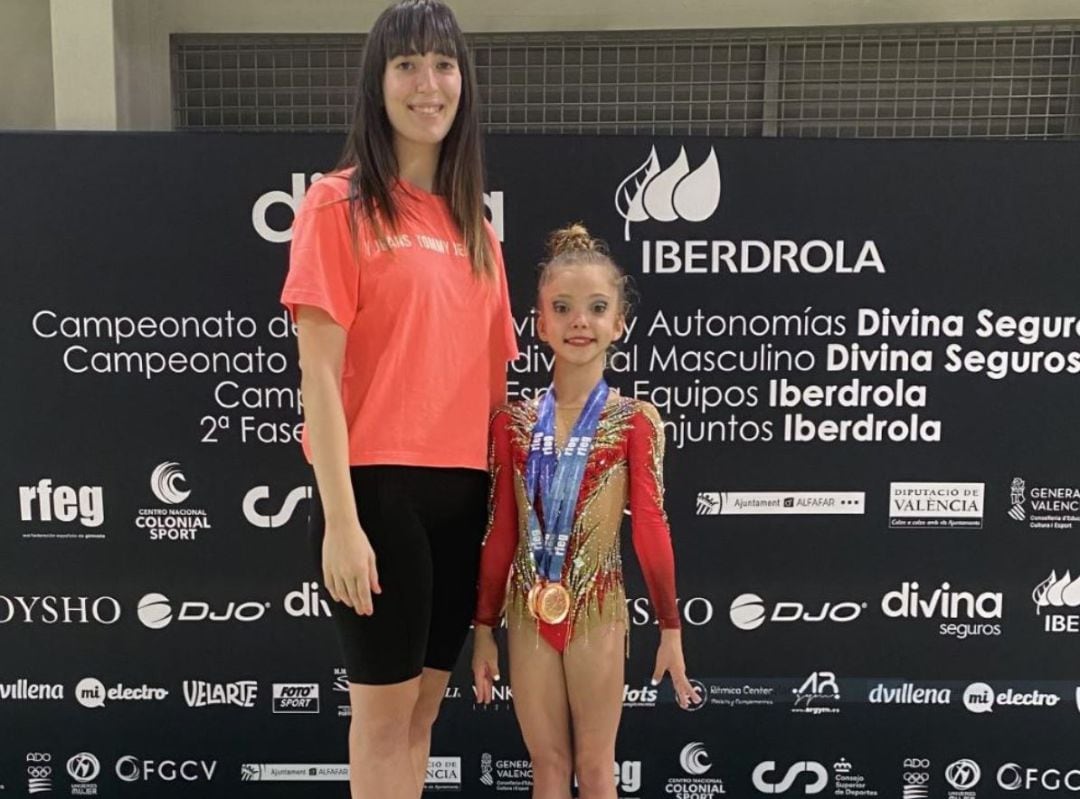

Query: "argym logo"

xmin=253 ymin=173 xmax=505 ymax=243
xmin=615 ymin=145 xmax=721 ymax=240
xmin=752 ymin=761 xmax=828 ymax=794
xmin=243 ymin=486 xmax=311 ymax=529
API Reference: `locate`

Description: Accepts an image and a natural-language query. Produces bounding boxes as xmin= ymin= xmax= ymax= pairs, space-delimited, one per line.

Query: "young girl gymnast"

xmin=472 ymin=223 xmax=699 ymax=799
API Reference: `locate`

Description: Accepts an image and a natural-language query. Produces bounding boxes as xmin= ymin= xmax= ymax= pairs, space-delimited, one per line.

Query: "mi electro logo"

xmin=253 ymin=173 xmax=505 ymax=243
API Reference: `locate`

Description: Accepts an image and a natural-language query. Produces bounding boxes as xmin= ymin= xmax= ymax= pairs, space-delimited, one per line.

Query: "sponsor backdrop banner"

xmin=2 ymin=132 xmax=1080 ymax=798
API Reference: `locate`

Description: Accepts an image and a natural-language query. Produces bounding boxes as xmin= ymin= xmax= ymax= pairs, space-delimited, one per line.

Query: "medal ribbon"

xmin=524 ymin=379 xmax=609 ymax=584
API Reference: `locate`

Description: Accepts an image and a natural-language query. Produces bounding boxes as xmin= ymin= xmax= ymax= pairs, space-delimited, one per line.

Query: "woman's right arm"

xmin=297 ymin=305 xmax=380 ymax=616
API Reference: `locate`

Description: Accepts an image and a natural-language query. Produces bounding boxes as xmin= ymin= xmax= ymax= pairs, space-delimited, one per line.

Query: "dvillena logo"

xmin=615 ymin=146 xmax=721 ymax=240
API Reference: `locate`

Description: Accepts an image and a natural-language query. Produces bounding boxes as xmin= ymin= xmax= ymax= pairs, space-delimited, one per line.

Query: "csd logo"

xmin=752 ymin=761 xmax=828 ymax=794
xmin=243 ymin=486 xmax=311 ymax=529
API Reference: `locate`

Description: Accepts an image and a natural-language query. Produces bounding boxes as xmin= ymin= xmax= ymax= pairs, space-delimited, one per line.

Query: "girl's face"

xmin=382 ymin=51 xmax=462 ymax=153
xmin=537 ymin=262 xmax=626 ymax=368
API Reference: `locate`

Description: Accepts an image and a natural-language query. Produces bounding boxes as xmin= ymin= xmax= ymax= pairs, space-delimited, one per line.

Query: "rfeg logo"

xmin=615 ymin=146 xmax=721 ymax=240
xmin=253 ymin=173 xmax=505 ymax=243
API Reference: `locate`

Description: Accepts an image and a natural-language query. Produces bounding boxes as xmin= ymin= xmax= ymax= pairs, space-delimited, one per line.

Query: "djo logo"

xmin=752 ymin=761 xmax=828 ymax=794
xmin=945 ymin=759 xmax=981 ymax=790
xmin=730 ymin=593 xmax=865 ymax=630
xmin=67 ymin=753 xmax=101 ymax=783
xmin=151 ymin=462 xmax=190 ymax=504
xmin=680 ymin=742 xmax=711 ymax=776
xmin=615 ymin=146 xmax=721 ymax=240
xmin=242 ymin=486 xmax=311 ymax=529
xmin=138 ymin=593 xmax=173 ymax=629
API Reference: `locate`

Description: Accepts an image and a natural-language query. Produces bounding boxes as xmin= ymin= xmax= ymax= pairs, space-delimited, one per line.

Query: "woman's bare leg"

xmin=348 ymin=677 xmax=421 ymax=799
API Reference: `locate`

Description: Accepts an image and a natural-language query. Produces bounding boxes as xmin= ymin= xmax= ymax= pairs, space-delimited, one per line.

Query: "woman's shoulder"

xmin=302 ymin=170 xmax=354 ymax=208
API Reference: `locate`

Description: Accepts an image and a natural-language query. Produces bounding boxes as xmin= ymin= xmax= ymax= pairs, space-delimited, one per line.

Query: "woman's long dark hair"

xmin=338 ymin=0 xmax=493 ymax=277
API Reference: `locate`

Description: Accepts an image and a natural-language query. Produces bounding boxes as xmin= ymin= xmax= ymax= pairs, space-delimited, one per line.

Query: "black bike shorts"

xmin=309 ymin=465 xmax=489 ymax=685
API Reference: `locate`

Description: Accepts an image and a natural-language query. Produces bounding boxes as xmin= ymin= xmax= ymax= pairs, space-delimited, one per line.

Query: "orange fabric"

xmin=281 ymin=170 xmax=518 ymax=469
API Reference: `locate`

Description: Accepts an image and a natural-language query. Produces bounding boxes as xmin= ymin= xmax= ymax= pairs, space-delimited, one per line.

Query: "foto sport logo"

xmin=151 ymin=462 xmax=190 ymax=504
xmin=615 ymin=146 xmax=721 ymax=240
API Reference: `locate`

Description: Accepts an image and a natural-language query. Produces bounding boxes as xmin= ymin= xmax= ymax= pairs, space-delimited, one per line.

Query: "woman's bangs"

xmin=382 ymin=4 xmax=461 ymax=61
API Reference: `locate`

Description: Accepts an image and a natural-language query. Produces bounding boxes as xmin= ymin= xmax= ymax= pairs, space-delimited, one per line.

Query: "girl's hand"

xmin=651 ymin=629 xmax=701 ymax=709
xmin=471 ymin=625 xmax=501 ymax=704
xmin=322 ymin=522 xmax=381 ymax=616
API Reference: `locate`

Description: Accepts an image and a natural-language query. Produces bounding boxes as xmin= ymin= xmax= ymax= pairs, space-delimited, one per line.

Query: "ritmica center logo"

xmin=135 ymin=462 xmax=212 ymax=542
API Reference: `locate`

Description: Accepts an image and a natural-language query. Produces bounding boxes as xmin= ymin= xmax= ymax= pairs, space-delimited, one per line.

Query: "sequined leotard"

xmin=475 ymin=394 xmax=680 ymax=652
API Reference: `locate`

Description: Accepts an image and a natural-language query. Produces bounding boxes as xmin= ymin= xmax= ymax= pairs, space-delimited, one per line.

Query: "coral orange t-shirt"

xmin=280 ymin=170 xmax=519 ymax=470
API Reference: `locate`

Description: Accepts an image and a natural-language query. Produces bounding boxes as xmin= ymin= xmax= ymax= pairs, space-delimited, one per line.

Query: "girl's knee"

xmin=573 ymin=752 xmax=616 ymax=793
xmin=530 ymin=746 xmax=573 ymax=782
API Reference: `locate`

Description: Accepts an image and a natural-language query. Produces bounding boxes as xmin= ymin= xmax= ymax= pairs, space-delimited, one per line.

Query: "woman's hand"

xmin=322 ymin=521 xmax=381 ymax=616
xmin=651 ymin=629 xmax=701 ymax=709
xmin=471 ymin=624 xmax=501 ymax=704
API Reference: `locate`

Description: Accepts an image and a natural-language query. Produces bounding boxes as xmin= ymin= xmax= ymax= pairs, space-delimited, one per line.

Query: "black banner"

xmin=3 ymin=132 xmax=1080 ymax=798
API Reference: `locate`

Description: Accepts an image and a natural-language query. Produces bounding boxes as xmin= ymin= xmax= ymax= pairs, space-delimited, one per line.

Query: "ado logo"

xmin=730 ymin=593 xmax=865 ymax=630
xmin=615 ymin=146 xmax=721 ymax=240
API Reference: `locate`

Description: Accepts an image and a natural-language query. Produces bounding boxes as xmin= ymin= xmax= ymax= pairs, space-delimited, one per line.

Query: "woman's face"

xmin=382 ymin=51 xmax=462 ymax=153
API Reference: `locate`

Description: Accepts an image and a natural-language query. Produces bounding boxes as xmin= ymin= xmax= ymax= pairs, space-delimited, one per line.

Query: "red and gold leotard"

xmin=475 ymin=393 xmax=680 ymax=652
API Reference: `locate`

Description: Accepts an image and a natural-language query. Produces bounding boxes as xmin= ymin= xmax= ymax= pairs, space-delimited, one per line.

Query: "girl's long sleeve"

xmin=627 ymin=403 xmax=681 ymax=630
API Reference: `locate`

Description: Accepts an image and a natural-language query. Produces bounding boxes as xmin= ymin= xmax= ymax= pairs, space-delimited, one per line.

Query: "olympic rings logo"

xmin=904 ymin=759 xmax=930 ymax=769
xmin=27 ymin=766 xmax=52 ymax=779
xmin=25 ymin=753 xmax=52 ymax=763
xmin=904 ymin=772 xmax=930 ymax=785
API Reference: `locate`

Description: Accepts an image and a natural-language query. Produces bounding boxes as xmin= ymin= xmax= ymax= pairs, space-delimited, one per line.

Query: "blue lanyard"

xmin=524 ymin=379 xmax=609 ymax=582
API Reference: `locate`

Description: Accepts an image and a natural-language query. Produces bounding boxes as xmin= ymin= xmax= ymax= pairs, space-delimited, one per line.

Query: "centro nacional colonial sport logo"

xmin=615 ymin=145 xmax=721 ymax=241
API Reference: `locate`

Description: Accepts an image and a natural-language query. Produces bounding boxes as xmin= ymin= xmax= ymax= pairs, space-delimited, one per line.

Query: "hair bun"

xmin=546 ymin=223 xmax=604 ymax=259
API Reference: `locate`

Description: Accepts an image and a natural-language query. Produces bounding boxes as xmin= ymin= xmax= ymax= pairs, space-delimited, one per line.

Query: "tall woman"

xmin=280 ymin=2 xmax=517 ymax=797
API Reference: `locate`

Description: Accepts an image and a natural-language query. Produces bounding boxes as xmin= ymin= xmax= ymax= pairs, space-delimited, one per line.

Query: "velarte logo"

xmin=183 ymin=680 xmax=257 ymax=708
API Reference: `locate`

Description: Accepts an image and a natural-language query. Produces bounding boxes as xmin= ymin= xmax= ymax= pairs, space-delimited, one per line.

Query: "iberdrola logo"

xmin=615 ymin=146 xmax=722 ymax=241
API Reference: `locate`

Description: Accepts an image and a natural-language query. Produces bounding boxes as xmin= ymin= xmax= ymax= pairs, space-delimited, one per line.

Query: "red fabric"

xmin=476 ymin=400 xmax=680 ymax=652
xmin=280 ymin=170 xmax=518 ymax=469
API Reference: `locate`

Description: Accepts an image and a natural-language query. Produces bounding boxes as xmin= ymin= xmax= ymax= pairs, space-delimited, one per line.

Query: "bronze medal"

xmin=536 ymin=582 xmax=571 ymax=625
